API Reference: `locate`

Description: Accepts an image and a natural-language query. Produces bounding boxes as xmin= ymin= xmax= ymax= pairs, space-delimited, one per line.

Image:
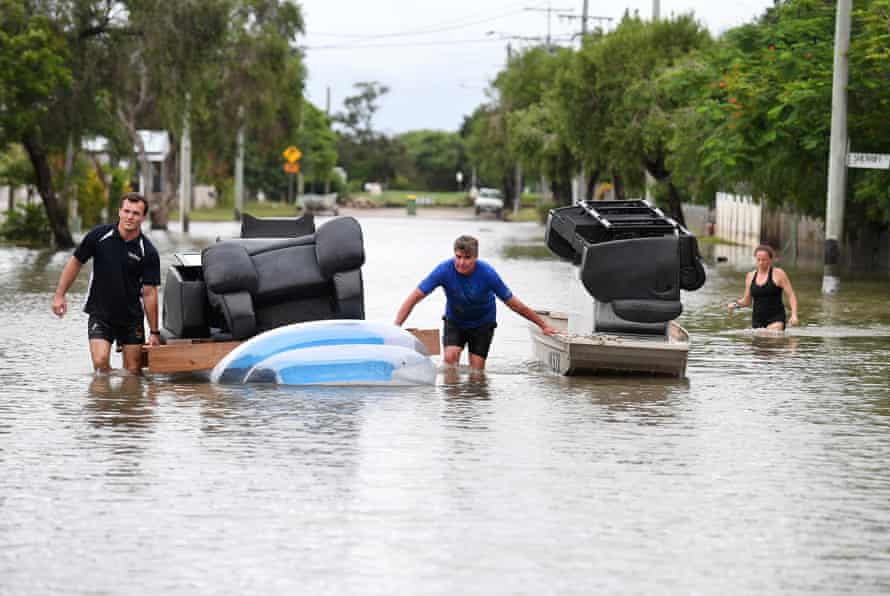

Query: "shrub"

xmin=536 ymin=199 xmax=557 ymax=224
xmin=78 ymin=169 xmax=107 ymax=228
xmin=0 ymin=203 xmax=51 ymax=244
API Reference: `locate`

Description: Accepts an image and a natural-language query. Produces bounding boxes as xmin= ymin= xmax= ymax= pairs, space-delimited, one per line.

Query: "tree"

xmin=462 ymin=105 xmax=511 ymax=197
xmin=334 ymin=81 xmax=408 ymax=187
xmin=548 ymin=34 xmax=609 ymax=202
xmin=336 ymin=81 xmax=389 ymax=143
xmin=108 ymin=0 xmax=233 ymax=229
xmin=0 ymin=144 xmax=34 ymax=212
xmin=299 ymin=102 xmax=338 ymax=192
xmin=666 ymin=0 xmax=890 ymax=228
xmin=198 ymin=0 xmax=306 ymax=203
xmin=0 ymin=1 xmax=75 ymax=247
xmin=397 ymin=130 xmax=466 ymax=191
xmin=583 ymin=14 xmax=712 ymax=223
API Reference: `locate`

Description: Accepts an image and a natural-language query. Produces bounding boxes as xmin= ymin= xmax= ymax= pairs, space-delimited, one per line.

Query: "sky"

xmin=298 ymin=0 xmax=777 ymax=135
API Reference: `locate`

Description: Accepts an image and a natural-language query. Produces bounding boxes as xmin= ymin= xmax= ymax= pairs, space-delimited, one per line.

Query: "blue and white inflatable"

xmin=210 ymin=320 xmax=436 ymax=386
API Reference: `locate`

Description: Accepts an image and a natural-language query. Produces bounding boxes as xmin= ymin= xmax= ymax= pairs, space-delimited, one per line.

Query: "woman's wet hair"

xmin=454 ymin=235 xmax=479 ymax=257
xmin=754 ymin=244 xmax=774 ymax=258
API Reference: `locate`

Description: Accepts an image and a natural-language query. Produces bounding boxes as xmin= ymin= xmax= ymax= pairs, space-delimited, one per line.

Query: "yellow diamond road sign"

xmin=283 ymin=146 xmax=302 ymax=163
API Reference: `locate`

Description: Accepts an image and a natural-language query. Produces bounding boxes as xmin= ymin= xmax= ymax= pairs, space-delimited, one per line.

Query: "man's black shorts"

xmin=443 ymin=318 xmax=497 ymax=359
xmin=87 ymin=315 xmax=144 ymax=346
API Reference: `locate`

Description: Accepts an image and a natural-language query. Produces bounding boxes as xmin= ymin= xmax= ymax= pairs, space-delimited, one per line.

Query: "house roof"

xmin=81 ymin=130 xmax=170 ymax=162
xmin=137 ymin=130 xmax=171 ymax=160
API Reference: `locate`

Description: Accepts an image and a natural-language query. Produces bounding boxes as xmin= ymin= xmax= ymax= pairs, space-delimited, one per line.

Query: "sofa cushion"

xmin=580 ymin=236 xmax=680 ymax=303
xmin=202 ymin=243 xmax=258 ymax=294
xmin=316 ymin=217 xmax=365 ymax=278
xmin=251 ymin=244 xmax=327 ymax=298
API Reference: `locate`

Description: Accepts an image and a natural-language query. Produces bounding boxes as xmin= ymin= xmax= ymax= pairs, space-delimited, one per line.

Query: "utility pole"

xmin=297 ymin=102 xmax=305 ymax=197
xmin=179 ymin=96 xmax=191 ymax=234
xmin=652 ymin=0 xmax=660 ymax=20
xmin=582 ymin=0 xmax=588 ymax=35
xmin=234 ymin=105 xmax=245 ymax=221
xmin=559 ymin=8 xmax=611 ymax=44
xmin=822 ymin=0 xmax=852 ymax=295
xmin=525 ymin=2 xmax=574 ymax=46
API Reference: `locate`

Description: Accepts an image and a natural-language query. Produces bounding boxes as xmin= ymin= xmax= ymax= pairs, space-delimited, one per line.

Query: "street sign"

xmin=283 ymin=162 xmax=300 ymax=174
xmin=282 ymin=146 xmax=302 ymax=163
xmin=847 ymin=152 xmax=890 ymax=169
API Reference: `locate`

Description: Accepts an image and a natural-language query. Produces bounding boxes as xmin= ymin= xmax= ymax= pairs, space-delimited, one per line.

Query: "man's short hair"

xmin=120 ymin=192 xmax=148 ymax=216
xmin=453 ymin=235 xmax=479 ymax=257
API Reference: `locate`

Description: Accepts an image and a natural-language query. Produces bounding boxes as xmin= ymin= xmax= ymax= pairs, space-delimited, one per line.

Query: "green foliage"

xmin=107 ymin=167 xmax=132 ymax=213
xmin=0 ymin=3 xmax=72 ymax=143
xmin=336 ymin=81 xmax=390 ymax=142
xmin=0 ymin=203 xmax=50 ymax=244
xmin=0 ymin=144 xmax=33 ymax=187
xmin=334 ymin=82 xmax=412 ymax=186
xmin=299 ymin=102 xmax=338 ymax=187
xmin=662 ymin=0 xmax=890 ymax=225
xmin=396 ymin=130 xmax=467 ymax=191
xmin=78 ymin=168 xmax=107 ymax=228
xmin=462 ymin=106 xmax=510 ymax=194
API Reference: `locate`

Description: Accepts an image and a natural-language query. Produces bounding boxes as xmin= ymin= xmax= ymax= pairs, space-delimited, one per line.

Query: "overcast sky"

xmin=298 ymin=0 xmax=776 ymax=135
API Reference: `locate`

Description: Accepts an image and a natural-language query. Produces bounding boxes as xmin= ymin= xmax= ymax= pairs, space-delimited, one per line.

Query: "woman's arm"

xmin=728 ymin=272 xmax=754 ymax=310
xmin=775 ymin=268 xmax=799 ymax=325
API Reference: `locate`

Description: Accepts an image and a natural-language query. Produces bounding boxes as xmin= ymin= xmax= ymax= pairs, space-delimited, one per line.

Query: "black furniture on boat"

xmin=545 ymin=200 xmax=706 ymax=335
xmin=161 ymin=215 xmax=365 ymax=342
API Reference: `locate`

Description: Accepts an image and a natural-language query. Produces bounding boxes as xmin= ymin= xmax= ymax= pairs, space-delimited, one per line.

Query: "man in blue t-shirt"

xmin=52 ymin=193 xmax=161 ymax=374
xmin=395 ymin=235 xmax=556 ymax=370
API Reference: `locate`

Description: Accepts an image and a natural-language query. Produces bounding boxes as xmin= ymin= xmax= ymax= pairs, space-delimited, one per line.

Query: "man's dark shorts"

xmin=443 ymin=318 xmax=497 ymax=359
xmin=87 ymin=315 xmax=144 ymax=346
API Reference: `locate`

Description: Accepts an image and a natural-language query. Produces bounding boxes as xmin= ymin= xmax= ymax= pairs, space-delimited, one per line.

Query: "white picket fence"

xmin=715 ymin=192 xmax=761 ymax=247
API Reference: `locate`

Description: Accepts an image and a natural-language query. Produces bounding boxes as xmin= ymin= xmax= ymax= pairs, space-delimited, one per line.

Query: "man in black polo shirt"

xmin=52 ymin=193 xmax=161 ymax=374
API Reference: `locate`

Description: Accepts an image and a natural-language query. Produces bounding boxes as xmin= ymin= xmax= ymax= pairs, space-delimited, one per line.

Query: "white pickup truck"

xmin=473 ymin=187 xmax=504 ymax=218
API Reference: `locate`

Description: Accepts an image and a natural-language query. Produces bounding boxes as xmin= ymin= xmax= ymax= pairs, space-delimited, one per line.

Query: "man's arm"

xmin=52 ymin=256 xmax=83 ymax=318
xmin=394 ymin=288 xmax=426 ymax=327
xmin=143 ymin=285 xmax=161 ymax=346
xmin=504 ymin=296 xmax=558 ymax=335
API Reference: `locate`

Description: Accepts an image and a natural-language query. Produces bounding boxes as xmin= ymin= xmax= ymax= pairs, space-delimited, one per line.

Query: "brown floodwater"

xmin=1 ymin=213 xmax=889 ymax=595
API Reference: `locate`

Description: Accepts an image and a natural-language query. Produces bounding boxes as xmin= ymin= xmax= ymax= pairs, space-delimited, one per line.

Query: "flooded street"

xmin=2 ymin=213 xmax=890 ymax=595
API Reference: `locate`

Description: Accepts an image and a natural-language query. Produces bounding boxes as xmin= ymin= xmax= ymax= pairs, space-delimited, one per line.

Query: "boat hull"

xmin=529 ymin=311 xmax=689 ymax=377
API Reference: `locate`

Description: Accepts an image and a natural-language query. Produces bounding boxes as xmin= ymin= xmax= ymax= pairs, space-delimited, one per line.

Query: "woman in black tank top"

xmin=728 ymin=244 xmax=799 ymax=330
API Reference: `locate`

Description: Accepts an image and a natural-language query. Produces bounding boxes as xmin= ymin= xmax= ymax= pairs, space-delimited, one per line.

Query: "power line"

xmin=304 ymin=37 xmax=509 ymax=51
xmin=524 ymin=3 xmax=574 ymax=46
xmin=305 ymin=1 xmax=545 ymax=41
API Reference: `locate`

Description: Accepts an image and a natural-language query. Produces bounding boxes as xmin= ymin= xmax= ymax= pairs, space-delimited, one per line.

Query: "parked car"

xmin=474 ymin=187 xmax=504 ymax=217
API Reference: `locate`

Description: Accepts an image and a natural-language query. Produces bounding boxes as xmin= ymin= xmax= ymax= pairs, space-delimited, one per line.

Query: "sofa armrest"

xmin=210 ymin=290 xmax=256 ymax=340
xmin=316 ymin=217 xmax=365 ymax=278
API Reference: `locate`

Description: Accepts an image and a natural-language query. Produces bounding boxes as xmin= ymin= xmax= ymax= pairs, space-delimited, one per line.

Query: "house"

xmin=133 ymin=130 xmax=171 ymax=195
xmin=81 ymin=130 xmax=171 ymax=195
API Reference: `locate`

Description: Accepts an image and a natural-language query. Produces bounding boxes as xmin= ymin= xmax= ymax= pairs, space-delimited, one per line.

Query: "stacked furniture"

xmin=161 ymin=214 xmax=365 ymax=342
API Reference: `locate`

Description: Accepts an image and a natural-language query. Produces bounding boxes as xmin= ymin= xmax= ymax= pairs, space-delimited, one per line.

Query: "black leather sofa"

xmin=161 ymin=215 xmax=365 ymax=342
xmin=545 ymin=200 xmax=706 ymax=335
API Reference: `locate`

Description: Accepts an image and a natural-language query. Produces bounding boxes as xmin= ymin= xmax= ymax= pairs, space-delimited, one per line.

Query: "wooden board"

xmin=142 ymin=340 xmax=241 ymax=373
xmin=407 ymin=327 xmax=440 ymax=355
xmin=142 ymin=328 xmax=440 ymax=374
